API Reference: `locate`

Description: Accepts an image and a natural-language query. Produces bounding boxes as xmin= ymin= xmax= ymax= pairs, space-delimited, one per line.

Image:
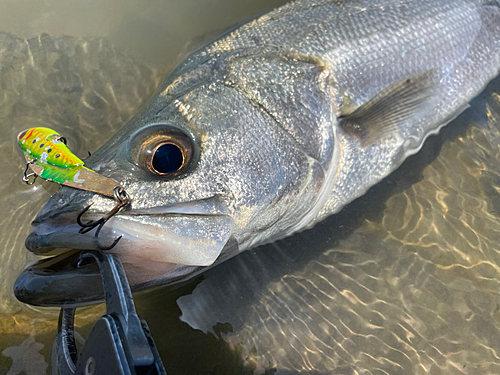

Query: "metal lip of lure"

xmin=17 ymin=127 xmax=129 ymax=250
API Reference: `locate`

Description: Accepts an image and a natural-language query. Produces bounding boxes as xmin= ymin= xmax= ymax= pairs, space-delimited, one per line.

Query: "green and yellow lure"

xmin=18 ymin=127 xmax=120 ymax=197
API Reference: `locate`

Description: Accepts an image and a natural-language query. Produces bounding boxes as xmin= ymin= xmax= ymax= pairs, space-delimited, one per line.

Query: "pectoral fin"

xmin=340 ymin=69 xmax=442 ymax=146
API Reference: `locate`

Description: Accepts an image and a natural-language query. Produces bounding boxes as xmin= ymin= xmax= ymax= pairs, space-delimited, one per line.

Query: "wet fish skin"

xmin=25 ymin=0 xmax=500 ymax=290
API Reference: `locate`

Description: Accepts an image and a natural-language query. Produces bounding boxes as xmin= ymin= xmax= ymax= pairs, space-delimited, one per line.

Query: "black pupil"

xmin=152 ymin=143 xmax=183 ymax=174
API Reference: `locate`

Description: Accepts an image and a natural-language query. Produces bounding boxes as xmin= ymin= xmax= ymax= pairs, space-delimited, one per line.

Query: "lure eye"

xmin=17 ymin=130 xmax=27 ymax=140
xmin=134 ymin=125 xmax=196 ymax=178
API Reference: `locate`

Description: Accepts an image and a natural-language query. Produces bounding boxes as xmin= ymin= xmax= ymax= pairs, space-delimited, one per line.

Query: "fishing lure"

xmin=18 ymin=127 xmax=119 ymax=196
xmin=17 ymin=127 xmax=129 ymax=249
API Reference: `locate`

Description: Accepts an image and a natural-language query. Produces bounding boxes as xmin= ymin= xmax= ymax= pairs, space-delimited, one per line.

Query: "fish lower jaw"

xmin=25 ymin=228 xmax=179 ymax=271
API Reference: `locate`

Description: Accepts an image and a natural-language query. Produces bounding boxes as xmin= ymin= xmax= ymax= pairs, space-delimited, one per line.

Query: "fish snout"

xmin=28 ymin=186 xmax=116 ymax=254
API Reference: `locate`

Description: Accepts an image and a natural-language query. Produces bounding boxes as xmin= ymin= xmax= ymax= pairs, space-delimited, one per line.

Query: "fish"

xmin=14 ymin=0 xmax=500 ymax=306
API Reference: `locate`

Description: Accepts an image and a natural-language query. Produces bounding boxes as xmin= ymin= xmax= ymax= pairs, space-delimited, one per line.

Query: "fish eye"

xmin=151 ymin=143 xmax=184 ymax=174
xmin=133 ymin=125 xmax=197 ymax=178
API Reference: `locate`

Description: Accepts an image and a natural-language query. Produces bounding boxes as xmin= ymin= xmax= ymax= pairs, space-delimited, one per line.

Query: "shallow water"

xmin=1 ymin=1 xmax=500 ymax=374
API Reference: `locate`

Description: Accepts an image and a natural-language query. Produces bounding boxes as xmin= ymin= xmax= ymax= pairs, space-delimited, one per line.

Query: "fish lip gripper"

xmin=53 ymin=251 xmax=167 ymax=375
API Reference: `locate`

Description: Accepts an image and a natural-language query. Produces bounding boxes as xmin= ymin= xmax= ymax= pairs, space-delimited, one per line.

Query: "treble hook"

xmin=76 ymin=186 xmax=129 ymax=250
xmin=22 ymin=160 xmax=38 ymax=185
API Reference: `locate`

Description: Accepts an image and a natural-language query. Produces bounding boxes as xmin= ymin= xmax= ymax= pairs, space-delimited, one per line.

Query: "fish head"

xmin=17 ymin=79 xmax=321 ymax=305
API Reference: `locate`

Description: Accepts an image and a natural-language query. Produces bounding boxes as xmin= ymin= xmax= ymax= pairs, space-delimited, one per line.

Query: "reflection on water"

xmin=1 ymin=1 xmax=500 ymax=374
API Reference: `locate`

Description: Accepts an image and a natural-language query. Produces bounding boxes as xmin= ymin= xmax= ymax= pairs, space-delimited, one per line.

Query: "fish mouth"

xmin=15 ymin=194 xmax=234 ymax=307
xmin=27 ymin=195 xmax=233 ymax=266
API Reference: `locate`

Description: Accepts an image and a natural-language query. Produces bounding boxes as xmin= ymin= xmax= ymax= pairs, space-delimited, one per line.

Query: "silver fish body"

xmin=17 ymin=0 xmax=500 ymax=303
